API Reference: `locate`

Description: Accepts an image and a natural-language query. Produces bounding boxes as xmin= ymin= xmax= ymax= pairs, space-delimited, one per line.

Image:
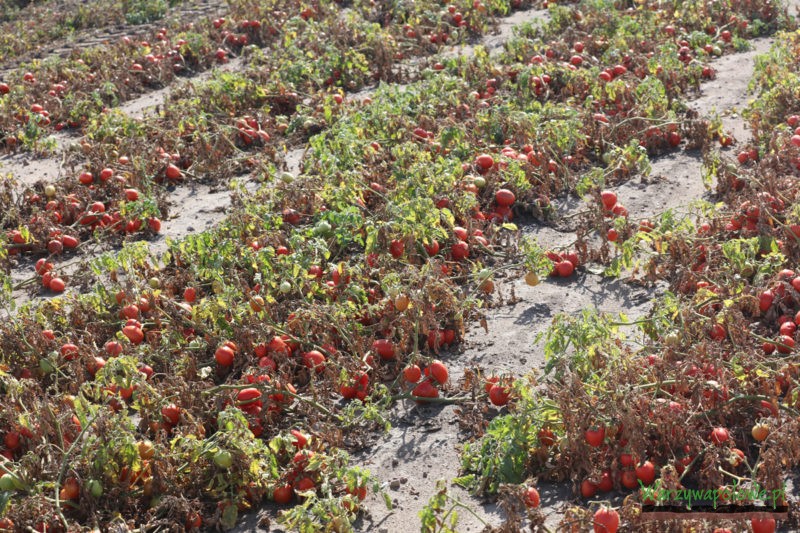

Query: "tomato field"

xmin=2 ymin=0 xmax=800 ymax=530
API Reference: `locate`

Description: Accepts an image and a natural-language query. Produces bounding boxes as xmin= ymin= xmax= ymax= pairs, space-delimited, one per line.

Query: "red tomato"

xmin=489 ymin=384 xmax=510 ymax=406
xmin=4 ymin=431 xmax=20 ymax=451
xmin=49 ymin=277 xmax=66 ymax=292
xmin=475 ymin=153 xmax=494 ymax=170
xmin=777 ymin=335 xmax=794 ymax=354
xmin=237 ymin=388 xmax=262 ymax=403
xmin=215 ymin=345 xmax=235 ymax=366
xmin=709 ymin=427 xmax=729 ymax=445
xmin=59 ymin=477 xmax=80 ymax=500
xmin=87 ymin=356 xmax=106 ymax=376
xmin=427 ymin=361 xmax=449 ymax=384
xmin=524 ymin=486 xmax=540 ymax=508
xmin=122 ymin=325 xmax=144 ymax=344
xmin=273 ymin=484 xmax=294 ymax=504
xmin=403 ymin=365 xmax=422 ymax=383
xmin=565 ymin=252 xmax=579 ymax=268
xmin=600 ymin=191 xmax=617 ymax=210
xmin=759 ymin=290 xmax=774 ymax=312
xmin=161 ymin=403 xmax=180 ymax=426
xmin=597 ymin=470 xmax=613 ymax=492
xmin=62 ymin=235 xmax=79 ymax=249
xmin=121 ymin=304 xmax=139 ymax=319
xmin=412 ymin=379 xmax=439 ymax=403
xmin=389 ymin=239 xmax=405 ymax=258
xmin=556 ymin=260 xmax=575 ymax=277
xmin=183 ymin=287 xmax=197 ymax=303
xmin=538 ymin=428 xmax=556 ymax=447
xmin=452 ymin=241 xmax=469 ymax=260
xmin=593 ymin=506 xmax=620 ymax=533
xmin=35 ymin=258 xmax=53 ymax=275
xmin=302 ymin=350 xmax=325 ymax=372
xmin=709 ymin=324 xmax=726 ymax=341
xmin=372 ymin=339 xmax=395 ymax=360
xmin=295 ymin=477 xmax=315 ymax=492
xmin=495 ymin=189 xmax=515 ymax=207
xmin=751 ymin=518 xmax=776 ymax=533
xmin=621 ymin=469 xmax=638 ymax=489
xmin=635 ymin=460 xmax=656 ymax=485
xmin=585 ymin=426 xmax=605 ymax=447
xmin=165 ymin=164 xmax=182 ymax=180
xmin=424 ymin=240 xmax=440 ymax=256
xmin=60 ymin=343 xmax=79 ymax=360
xmin=779 ymin=321 xmax=796 ymax=336
xmin=269 ymin=335 xmax=290 ymax=354
xmin=291 ymin=429 xmax=308 ymax=449
xmin=453 ymin=227 xmax=469 ymax=241
xmin=105 ymin=341 xmax=122 ymax=357
xmin=581 ymin=479 xmax=598 ymax=498
xmin=185 ymin=512 xmax=202 ymax=530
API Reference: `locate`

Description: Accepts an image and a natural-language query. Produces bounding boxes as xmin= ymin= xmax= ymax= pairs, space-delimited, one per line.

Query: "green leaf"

xmin=382 ymin=491 xmax=393 ymax=510
xmin=452 ymin=475 xmax=475 ymax=489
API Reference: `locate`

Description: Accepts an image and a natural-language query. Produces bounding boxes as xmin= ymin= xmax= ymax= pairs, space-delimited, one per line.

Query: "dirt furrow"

xmin=444 ymin=7 xmax=550 ymax=58
xmin=689 ymin=37 xmax=775 ymax=146
xmin=118 ymin=55 xmax=246 ymax=119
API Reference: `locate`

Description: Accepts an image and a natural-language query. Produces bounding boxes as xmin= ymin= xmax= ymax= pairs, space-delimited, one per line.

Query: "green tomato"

xmin=213 ymin=449 xmax=233 ymax=469
xmin=40 ymin=357 xmax=56 ymax=374
xmin=279 ymin=281 xmax=292 ymax=294
xmin=664 ymin=332 xmax=680 ymax=347
xmin=148 ymin=277 xmax=160 ymax=289
xmin=0 ymin=473 xmax=19 ymax=491
xmin=87 ymin=479 xmax=103 ymax=498
xmin=279 ymin=171 xmax=295 ymax=184
xmin=314 ymin=221 xmax=333 ymax=237
xmin=473 ymin=176 xmax=486 ymax=189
